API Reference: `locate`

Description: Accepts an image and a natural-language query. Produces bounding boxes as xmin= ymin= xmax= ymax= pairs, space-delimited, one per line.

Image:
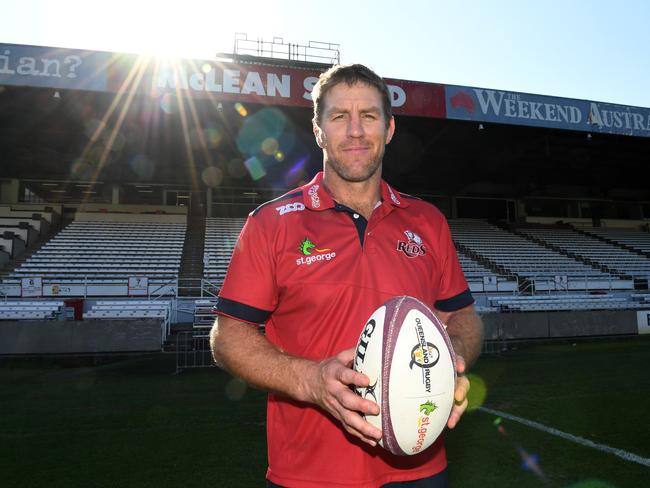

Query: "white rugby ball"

xmin=353 ymin=296 xmax=457 ymax=456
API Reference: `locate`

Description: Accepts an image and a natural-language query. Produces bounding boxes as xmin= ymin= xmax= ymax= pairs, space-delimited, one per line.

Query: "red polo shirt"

xmin=217 ymin=172 xmax=473 ymax=488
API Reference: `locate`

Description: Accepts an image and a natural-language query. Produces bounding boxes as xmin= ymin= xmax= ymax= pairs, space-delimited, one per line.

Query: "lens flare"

xmin=201 ymin=166 xmax=223 ymax=188
xmin=225 ymin=378 xmax=247 ymax=401
xmin=244 ymin=156 xmax=267 ymax=180
xmin=70 ymin=158 xmax=93 ymax=180
xmin=234 ymin=102 xmax=248 ymax=117
xmin=84 ymin=119 xmax=107 ymax=140
xmin=517 ymin=447 xmax=544 ymax=479
xmin=130 ymin=154 xmax=155 ymax=179
xmin=104 ymin=131 xmax=126 ymax=153
xmin=160 ymin=93 xmax=177 ymax=114
xmin=492 ymin=417 xmax=547 ymax=482
xmin=261 ymin=137 xmax=279 ymax=155
xmin=466 ymin=373 xmax=487 ymax=411
xmin=205 ymin=127 xmax=222 ymax=148
xmin=236 ymin=107 xmax=287 ymax=158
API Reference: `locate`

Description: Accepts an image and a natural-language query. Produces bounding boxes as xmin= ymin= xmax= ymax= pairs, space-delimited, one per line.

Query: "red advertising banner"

xmin=115 ymin=58 xmax=447 ymax=118
xmin=0 ymin=43 xmax=446 ymax=119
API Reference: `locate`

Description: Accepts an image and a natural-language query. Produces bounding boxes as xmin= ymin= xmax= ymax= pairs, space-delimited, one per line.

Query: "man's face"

xmin=314 ymin=82 xmax=395 ymax=183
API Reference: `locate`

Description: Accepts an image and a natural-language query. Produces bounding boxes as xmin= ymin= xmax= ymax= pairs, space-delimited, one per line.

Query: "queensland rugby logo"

xmin=397 ymin=230 xmax=426 ymax=258
xmin=409 ymin=318 xmax=440 ymax=370
xmin=410 ymin=343 xmax=440 ymax=369
xmin=296 ymin=237 xmax=336 ymax=266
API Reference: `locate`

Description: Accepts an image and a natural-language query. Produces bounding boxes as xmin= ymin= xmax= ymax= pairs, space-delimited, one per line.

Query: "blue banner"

xmin=446 ymin=85 xmax=650 ymax=138
xmin=0 ymin=43 xmax=110 ymax=92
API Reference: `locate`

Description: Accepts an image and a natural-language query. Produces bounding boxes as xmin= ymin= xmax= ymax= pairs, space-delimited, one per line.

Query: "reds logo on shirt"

xmin=397 ymin=230 xmax=426 ymax=258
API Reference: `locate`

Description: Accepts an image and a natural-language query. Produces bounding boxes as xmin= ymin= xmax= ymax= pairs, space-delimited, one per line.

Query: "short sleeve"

xmin=433 ymin=217 xmax=474 ymax=312
xmin=216 ymin=214 xmax=278 ymax=323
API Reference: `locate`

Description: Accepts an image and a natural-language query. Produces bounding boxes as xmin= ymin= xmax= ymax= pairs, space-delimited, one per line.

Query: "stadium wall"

xmin=74 ymin=211 xmax=187 ymax=224
xmin=0 ymin=319 xmax=164 ymax=354
xmin=482 ymin=310 xmax=638 ymax=340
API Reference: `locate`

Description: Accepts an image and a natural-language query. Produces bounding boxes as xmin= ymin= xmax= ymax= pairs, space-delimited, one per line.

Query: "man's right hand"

xmin=304 ymin=348 xmax=382 ymax=446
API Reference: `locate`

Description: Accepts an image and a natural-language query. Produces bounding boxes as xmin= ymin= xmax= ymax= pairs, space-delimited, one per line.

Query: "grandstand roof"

xmin=1 ymin=42 xmax=650 ymax=202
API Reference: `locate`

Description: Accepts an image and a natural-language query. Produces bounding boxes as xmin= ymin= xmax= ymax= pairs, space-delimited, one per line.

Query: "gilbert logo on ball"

xmin=353 ymin=296 xmax=456 ymax=456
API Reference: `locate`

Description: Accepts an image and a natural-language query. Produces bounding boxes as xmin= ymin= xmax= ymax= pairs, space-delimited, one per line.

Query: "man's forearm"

xmin=438 ymin=305 xmax=483 ymax=368
xmin=210 ymin=315 xmax=317 ymax=403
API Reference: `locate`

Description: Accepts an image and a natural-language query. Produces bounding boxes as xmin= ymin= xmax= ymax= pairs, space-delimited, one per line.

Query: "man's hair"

xmin=311 ymin=63 xmax=392 ymax=128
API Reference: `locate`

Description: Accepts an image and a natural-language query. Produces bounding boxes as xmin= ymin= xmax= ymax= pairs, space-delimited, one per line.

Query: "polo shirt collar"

xmin=380 ymin=179 xmax=410 ymax=209
xmin=302 ymin=172 xmax=335 ymax=211
xmin=302 ymin=172 xmax=410 ymax=211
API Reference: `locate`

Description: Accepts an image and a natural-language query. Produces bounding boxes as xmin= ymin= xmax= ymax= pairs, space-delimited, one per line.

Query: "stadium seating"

xmin=203 ymin=218 xmax=245 ymax=286
xmin=518 ymin=226 xmax=650 ymax=279
xmin=0 ymin=300 xmax=64 ymax=320
xmin=448 ymin=219 xmax=631 ymax=291
xmin=583 ymin=227 xmax=650 ymax=255
xmin=487 ymin=293 xmax=649 ymax=312
xmin=85 ymin=300 xmax=172 ymax=339
xmin=1 ymin=221 xmax=186 ymax=296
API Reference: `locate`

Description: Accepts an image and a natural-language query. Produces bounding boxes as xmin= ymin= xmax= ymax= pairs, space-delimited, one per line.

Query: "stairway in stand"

xmin=178 ymin=214 xmax=206 ymax=297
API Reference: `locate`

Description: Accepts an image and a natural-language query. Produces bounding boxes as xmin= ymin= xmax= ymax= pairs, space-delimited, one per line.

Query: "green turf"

xmin=1 ymin=338 xmax=649 ymax=487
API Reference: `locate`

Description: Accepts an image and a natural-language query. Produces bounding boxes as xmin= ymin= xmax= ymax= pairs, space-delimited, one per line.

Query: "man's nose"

xmin=347 ymin=113 xmax=364 ymax=137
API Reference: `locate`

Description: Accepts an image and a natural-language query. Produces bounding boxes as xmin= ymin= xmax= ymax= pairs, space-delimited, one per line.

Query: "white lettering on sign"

xmin=589 ymin=103 xmax=650 ymax=132
xmin=303 ymin=76 xmax=319 ymax=101
xmin=157 ymin=66 xmax=291 ymax=98
xmin=388 ymin=85 xmax=406 ymax=108
xmin=473 ymin=89 xmax=582 ymax=125
xmin=301 ymin=76 xmax=407 ymax=108
xmin=0 ymin=49 xmax=82 ymax=79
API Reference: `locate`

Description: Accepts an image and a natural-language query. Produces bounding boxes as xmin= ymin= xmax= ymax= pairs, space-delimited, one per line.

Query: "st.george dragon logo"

xmin=412 ymin=400 xmax=438 ymax=454
xmin=296 ymin=237 xmax=337 ymax=266
xmin=397 ymin=230 xmax=426 ymax=258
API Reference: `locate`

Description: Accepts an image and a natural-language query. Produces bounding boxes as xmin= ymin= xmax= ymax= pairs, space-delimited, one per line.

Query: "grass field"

xmin=1 ymin=337 xmax=649 ymax=488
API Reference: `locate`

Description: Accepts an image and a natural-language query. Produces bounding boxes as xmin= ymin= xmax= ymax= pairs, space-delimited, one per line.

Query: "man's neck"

xmin=322 ymin=169 xmax=382 ymax=220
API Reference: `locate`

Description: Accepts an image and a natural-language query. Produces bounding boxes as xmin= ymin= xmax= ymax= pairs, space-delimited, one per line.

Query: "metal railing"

xmin=233 ymin=33 xmax=340 ymax=65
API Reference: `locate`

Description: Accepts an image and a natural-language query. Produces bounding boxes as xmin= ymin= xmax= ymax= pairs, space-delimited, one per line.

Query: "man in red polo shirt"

xmin=211 ymin=64 xmax=483 ymax=488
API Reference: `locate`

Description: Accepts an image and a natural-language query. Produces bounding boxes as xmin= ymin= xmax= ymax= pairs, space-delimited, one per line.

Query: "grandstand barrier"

xmin=0 ymin=279 xmax=178 ymax=298
xmin=523 ymin=275 xmax=635 ymax=292
xmin=0 ymin=319 xmax=165 ymax=354
xmin=481 ymin=310 xmax=638 ymax=341
xmin=637 ymin=311 xmax=650 ymax=334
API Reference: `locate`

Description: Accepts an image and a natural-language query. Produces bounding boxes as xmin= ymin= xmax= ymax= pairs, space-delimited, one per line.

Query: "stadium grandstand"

xmin=1 ymin=35 xmax=650 ymax=361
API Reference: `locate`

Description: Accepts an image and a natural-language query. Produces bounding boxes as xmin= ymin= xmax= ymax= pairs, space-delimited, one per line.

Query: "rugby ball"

xmin=353 ymin=296 xmax=457 ymax=456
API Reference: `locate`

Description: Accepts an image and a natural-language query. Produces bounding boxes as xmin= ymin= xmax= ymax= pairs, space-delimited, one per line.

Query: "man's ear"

xmin=313 ymin=120 xmax=325 ymax=148
xmin=385 ymin=116 xmax=396 ymax=144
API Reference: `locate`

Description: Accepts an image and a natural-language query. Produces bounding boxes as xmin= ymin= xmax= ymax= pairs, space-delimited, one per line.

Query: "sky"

xmin=3 ymin=0 xmax=650 ymax=108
